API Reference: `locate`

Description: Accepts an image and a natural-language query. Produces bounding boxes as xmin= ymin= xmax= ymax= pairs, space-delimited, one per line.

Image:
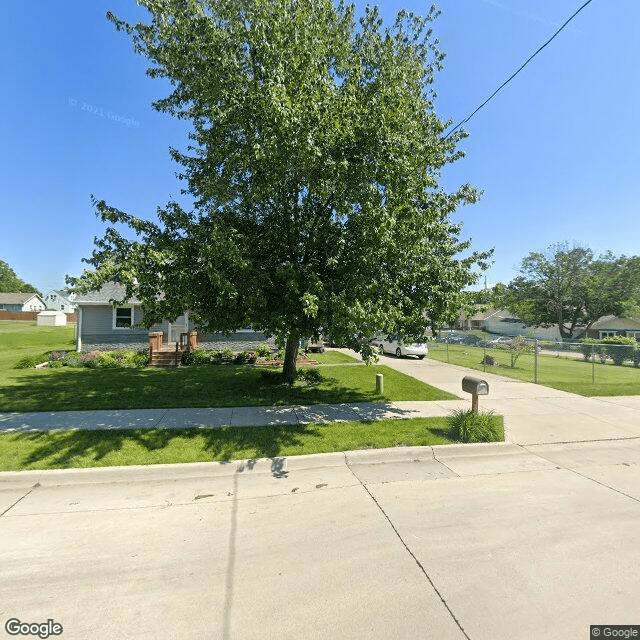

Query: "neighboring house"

xmin=74 ymin=282 xmax=274 ymax=352
xmin=586 ymin=316 xmax=640 ymax=340
xmin=44 ymin=290 xmax=77 ymax=313
xmin=0 ymin=292 xmax=46 ymax=312
xmin=457 ymin=307 xmax=507 ymax=331
xmin=456 ymin=307 xmax=562 ymax=340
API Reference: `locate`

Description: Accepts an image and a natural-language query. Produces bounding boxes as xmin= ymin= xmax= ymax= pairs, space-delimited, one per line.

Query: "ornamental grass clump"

xmin=448 ymin=409 xmax=503 ymax=443
xmin=14 ymin=353 xmax=50 ymax=369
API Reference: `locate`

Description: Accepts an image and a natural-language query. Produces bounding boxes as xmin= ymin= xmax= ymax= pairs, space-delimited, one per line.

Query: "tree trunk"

xmin=282 ymin=332 xmax=300 ymax=382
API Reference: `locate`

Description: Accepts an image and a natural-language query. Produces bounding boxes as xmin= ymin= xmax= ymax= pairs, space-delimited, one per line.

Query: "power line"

xmin=443 ymin=0 xmax=596 ymax=140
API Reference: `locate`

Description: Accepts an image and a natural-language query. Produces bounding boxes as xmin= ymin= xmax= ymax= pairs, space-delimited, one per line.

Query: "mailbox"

xmin=462 ymin=376 xmax=489 ymax=396
xmin=462 ymin=376 xmax=489 ymax=413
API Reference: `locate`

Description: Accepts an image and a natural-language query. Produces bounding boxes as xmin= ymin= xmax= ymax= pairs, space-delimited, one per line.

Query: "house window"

xmin=599 ymin=331 xmax=617 ymax=339
xmin=627 ymin=331 xmax=640 ymax=340
xmin=114 ymin=306 xmax=133 ymax=328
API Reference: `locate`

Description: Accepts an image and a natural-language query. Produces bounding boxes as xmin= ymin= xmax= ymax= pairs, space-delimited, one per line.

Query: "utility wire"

xmin=443 ymin=0 xmax=595 ymax=139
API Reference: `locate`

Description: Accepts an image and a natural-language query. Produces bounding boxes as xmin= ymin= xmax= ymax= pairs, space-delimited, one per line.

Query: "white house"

xmin=0 ymin=293 xmax=47 ymax=312
xmin=44 ymin=289 xmax=77 ymax=313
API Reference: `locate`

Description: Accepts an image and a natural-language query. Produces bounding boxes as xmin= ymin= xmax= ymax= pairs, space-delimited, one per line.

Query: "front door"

xmin=168 ymin=315 xmax=187 ymax=344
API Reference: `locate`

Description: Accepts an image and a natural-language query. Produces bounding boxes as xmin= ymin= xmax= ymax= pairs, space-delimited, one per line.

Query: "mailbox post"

xmin=462 ymin=376 xmax=489 ymax=413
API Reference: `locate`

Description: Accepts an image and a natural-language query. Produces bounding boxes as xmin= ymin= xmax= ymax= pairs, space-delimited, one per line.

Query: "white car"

xmin=371 ymin=335 xmax=428 ymax=359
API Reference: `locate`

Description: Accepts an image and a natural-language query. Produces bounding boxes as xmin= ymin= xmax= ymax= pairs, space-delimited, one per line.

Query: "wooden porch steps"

xmin=149 ymin=344 xmax=187 ymax=368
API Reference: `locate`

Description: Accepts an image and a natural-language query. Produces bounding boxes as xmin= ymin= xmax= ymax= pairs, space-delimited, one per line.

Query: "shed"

xmin=37 ymin=310 xmax=67 ymax=327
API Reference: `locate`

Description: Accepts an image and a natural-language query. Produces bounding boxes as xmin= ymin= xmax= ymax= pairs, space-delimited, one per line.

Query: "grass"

xmin=0 ymin=323 xmax=503 ymax=472
xmin=0 ymin=321 xmax=75 ymax=370
xmin=0 ymin=364 xmax=456 ymax=412
xmin=0 ymin=322 xmax=455 ymax=412
xmin=428 ymin=343 xmax=640 ymax=397
xmin=448 ymin=409 xmax=503 ymax=443
xmin=310 ymin=350 xmax=360 ymax=364
xmin=0 ymin=415 xmax=500 ymax=472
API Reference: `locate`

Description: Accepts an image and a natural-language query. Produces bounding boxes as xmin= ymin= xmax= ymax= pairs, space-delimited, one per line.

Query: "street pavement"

xmin=1 ymin=353 xmax=639 ymax=639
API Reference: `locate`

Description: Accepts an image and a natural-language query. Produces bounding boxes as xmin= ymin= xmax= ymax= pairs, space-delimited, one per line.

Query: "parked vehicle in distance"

xmin=488 ymin=336 xmax=513 ymax=347
xmin=371 ymin=335 xmax=429 ymax=359
xmin=305 ymin=338 xmax=325 ymax=353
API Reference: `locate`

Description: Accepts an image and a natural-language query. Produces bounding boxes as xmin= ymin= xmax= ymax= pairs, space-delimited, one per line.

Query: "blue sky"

xmin=1 ymin=0 xmax=638 ymax=295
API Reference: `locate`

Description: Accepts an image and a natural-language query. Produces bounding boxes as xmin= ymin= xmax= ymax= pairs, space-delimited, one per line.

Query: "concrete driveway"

xmin=370 ymin=350 xmax=640 ymax=445
xmin=1 ymin=355 xmax=639 ymax=639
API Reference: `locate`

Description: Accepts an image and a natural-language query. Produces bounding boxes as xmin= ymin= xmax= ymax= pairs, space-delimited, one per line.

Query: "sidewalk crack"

xmin=1 ymin=483 xmax=40 ymax=518
xmin=344 ymin=454 xmax=472 ymax=640
xmin=521 ymin=444 xmax=640 ymax=504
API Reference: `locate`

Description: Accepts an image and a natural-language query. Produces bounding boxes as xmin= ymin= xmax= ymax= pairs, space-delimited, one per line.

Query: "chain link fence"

xmin=426 ymin=331 xmax=640 ymax=394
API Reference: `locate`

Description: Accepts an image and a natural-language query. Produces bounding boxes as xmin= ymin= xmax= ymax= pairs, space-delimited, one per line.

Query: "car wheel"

xmin=418 ymin=355 xmax=425 ymax=360
xmin=395 ymin=347 xmax=402 ymax=358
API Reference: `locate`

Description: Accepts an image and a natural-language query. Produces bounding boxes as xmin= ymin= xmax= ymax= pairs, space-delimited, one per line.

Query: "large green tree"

xmin=506 ymin=243 xmax=639 ymax=340
xmin=0 ymin=260 xmax=40 ymax=294
xmin=74 ymin=0 xmax=491 ymax=379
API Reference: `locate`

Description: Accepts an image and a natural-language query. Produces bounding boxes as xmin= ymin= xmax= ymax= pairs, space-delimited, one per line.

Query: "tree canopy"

xmin=505 ymin=243 xmax=640 ymax=340
xmin=73 ymin=0 xmax=491 ymax=378
xmin=0 ymin=260 xmax=40 ymax=295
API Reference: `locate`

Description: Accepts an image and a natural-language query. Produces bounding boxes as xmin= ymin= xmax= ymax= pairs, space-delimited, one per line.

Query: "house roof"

xmin=74 ymin=282 xmax=141 ymax=306
xmin=45 ymin=289 xmax=76 ymax=300
xmin=465 ymin=307 xmax=517 ymax=322
xmin=591 ymin=316 xmax=640 ymax=331
xmin=0 ymin=293 xmax=44 ymax=305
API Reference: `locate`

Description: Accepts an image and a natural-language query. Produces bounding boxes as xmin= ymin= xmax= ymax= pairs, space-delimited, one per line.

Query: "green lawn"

xmin=0 ymin=321 xmax=75 ymax=370
xmin=0 ymin=416 xmax=506 ymax=472
xmin=311 ymin=350 xmax=360 ymax=364
xmin=0 ymin=364 xmax=455 ymax=412
xmin=0 ymin=322 xmax=455 ymax=412
xmin=428 ymin=343 xmax=640 ymax=396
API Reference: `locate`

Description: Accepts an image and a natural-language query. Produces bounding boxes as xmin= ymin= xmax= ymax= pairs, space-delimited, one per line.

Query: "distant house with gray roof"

xmin=586 ymin=316 xmax=640 ymax=340
xmin=457 ymin=306 xmax=562 ymax=340
xmin=0 ymin=292 xmax=46 ymax=312
xmin=43 ymin=290 xmax=77 ymax=314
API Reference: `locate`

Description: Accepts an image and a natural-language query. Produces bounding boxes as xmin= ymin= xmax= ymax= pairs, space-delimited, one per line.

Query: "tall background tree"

xmin=73 ymin=0 xmax=491 ymax=379
xmin=0 ymin=260 xmax=40 ymax=295
xmin=506 ymin=243 xmax=639 ymax=340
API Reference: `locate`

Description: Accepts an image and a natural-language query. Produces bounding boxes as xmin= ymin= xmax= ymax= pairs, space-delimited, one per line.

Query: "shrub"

xmin=182 ymin=349 xmax=211 ymax=366
xmin=600 ymin=336 xmax=637 ymax=366
xmin=222 ymin=347 xmax=234 ymax=360
xmin=97 ymin=351 xmax=123 ymax=368
xmin=448 ymin=409 xmax=502 ymax=443
xmin=132 ymin=350 xmax=150 ymax=367
xmin=49 ymin=360 xmax=64 ymax=368
xmin=297 ymin=368 xmax=322 ymax=385
xmin=578 ymin=339 xmax=607 ymax=364
xmin=63 ymin=352 xmax=83 ymax=368
xmin=505 ymin=336 xmax=534 ymax=368
xmin=255 ymin=343 xmax=273 ymax=358
xmin=14 ymin=353 xmax=50 ymax=369
xmin=49 ymin=351 xmax=68 ymax=361
xmin=97 ymin=350 xmax=147 ymax=369
xmin=234 ymin=350 xmax=254 ymax=364
xmin=81 ymin=351 xmax=102 ymax=368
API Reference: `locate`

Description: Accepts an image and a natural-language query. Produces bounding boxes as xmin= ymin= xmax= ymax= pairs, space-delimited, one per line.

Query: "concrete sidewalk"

xmin=0 ymin=400 xmax=465 ymax=434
